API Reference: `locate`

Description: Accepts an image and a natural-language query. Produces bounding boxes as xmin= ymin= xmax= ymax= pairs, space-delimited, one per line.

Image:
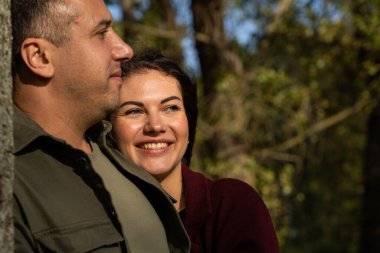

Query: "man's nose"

xmin=111 ymin=30 xmax=134 ymax=61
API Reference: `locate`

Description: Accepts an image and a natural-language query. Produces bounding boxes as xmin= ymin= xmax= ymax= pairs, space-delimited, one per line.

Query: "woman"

xmin=111 ymin=52 xmax=280 ymax=253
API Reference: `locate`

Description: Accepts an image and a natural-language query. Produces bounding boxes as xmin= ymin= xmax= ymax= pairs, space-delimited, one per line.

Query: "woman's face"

xmin=112 ymin=69 xmax=189 ymax=181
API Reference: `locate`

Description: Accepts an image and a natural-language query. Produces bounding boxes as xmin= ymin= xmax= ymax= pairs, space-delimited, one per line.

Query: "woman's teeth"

xmin=140 ymin=143 xmax=168 ymax=150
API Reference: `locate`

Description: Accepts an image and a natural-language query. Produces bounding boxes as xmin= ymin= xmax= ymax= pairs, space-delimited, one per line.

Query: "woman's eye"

xmin=165 ymin=105 xmax=180 ymax=112
xmin=124 ymin=109 xmax=142 ymax=116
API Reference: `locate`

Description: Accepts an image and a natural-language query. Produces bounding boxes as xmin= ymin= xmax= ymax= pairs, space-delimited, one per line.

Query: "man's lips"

xmin=110 ymin=71 xmax=123 ymax=86
xmin=110 ymin=70 xmax=122 ymax=81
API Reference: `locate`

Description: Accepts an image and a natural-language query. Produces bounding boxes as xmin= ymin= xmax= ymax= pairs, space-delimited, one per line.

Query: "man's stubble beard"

xmin=64 ymin=81 xmax=119 ymax=124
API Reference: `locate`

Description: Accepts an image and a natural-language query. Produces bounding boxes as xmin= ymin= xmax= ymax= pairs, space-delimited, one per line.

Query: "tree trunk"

xmin=0 ymin=0 xmax=14 ymax=252
xmin=190 ymin=0 xmax=227 ymax=162
xmin=354 ymin=1 xmax=380 ymax=251
xmin=119 ymin=0 xmax=135 ymax=44
xmin=120 ymin=0 xmax=183 ymax=62
xmin=150 ymin=0 xmax=183 ymax=63
xmin=191 ymin=0 xmax=225 ymax=99
xmin=361 ymin=105 xmax=380 ymax=253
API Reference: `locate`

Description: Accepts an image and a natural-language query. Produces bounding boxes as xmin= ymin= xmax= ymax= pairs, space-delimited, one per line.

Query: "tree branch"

xmin=256 ymin=98 xmax=375 ymax=160
xmin=266 ymin=0 xmax=294 ymax=34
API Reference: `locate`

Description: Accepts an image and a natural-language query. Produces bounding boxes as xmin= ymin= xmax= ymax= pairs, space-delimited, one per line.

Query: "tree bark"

xmin=119 ymin=0 xmax=135 ymax=43
xmin=190 ymin=0 xmax=227 ymax=162
xmin=352 ymin=1 xmax=380 ymax=251
xmin=0 ymin=0 xmax=14 ymax=252
xmin=120 ymin=0 xmax=183 ymax=62
xmin=150 ymin=0 xmax=183 ymax=62
xmin=191 ymin=0 xmax=225 ymax=99
xmin=361 ymin=105 xmax=380 ymax=253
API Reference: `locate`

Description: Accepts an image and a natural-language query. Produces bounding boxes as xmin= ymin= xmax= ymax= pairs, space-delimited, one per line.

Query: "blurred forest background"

xmin=105 ymin=0 xmax=380 ymax=252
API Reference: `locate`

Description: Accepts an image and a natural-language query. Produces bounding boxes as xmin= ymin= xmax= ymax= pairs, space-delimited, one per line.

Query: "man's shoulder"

xmin=13 ymin=106 xmax=48 ymax=154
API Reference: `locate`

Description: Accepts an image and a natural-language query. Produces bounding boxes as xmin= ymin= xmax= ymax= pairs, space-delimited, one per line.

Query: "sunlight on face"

xmin=112 ymin=70 xmax=189 ymax=182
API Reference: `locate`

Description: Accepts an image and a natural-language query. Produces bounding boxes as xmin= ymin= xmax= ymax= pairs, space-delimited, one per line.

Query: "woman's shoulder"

xmin=182 ymin=165 xmax=267 ymax=210
xmin=211 ymin=177 xmax=261 ymax=200
xmin=183 ymin=165 xmax=262 ymax=201
xmin=182 ymin=166 xmax=279 ymax=253
xmin=210 ymin=178 xmax=276 ymax=236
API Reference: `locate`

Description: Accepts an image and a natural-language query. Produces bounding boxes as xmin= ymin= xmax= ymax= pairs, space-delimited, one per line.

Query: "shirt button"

xmin=76 ymin=156 xmax=87 ymax=166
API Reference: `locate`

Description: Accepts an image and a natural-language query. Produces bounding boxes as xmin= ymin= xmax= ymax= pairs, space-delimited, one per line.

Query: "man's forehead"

xmin=69 ymin=0 xmax=113 ymax=26
xmin=69 ymin=0 xmax=112 ymax=18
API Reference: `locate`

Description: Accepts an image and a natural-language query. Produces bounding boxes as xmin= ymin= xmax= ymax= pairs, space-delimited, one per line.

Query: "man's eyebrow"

xmin=93 ymin=19 xmax=112 ymax=32
xmin=119 ymin=101 xmax=144 ymax=108
xmin=161 ymin=96 xmax=182 ymax=104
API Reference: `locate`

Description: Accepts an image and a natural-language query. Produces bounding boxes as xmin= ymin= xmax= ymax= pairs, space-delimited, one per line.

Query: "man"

xmin=11 ymin=0 xmax=190 ymax=252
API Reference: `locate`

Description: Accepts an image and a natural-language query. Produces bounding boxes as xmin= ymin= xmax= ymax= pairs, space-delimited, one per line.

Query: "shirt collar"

xmin=13 ymin=106 xmax=49 ymax=153
xmin=13 ymin=106 xmax=110 ymax=154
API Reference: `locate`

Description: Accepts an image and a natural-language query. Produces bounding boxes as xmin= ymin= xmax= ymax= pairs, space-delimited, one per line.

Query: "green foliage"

xmin=194 ymin=0 xmax=378 ymax=252
xmin=111 ymin=0 xmax=380 ymax=252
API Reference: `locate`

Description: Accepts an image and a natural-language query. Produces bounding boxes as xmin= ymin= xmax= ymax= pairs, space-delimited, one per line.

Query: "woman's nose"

xmin=144 ymin=115 xmax=166 ymax=134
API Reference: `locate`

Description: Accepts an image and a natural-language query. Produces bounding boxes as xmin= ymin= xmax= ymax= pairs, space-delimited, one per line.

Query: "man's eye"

xmin=98 ymin=29 xmax=109 ymax=37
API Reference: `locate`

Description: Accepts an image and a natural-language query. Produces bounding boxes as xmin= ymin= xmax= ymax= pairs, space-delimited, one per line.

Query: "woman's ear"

xmin=20 ymin=38 xmax=54 ymax=78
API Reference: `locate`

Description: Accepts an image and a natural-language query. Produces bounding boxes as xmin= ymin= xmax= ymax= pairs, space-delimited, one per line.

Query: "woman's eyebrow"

xmin=119 ymin=101 xmax=144 ymax=109
xmin=161 ymin=96 xmax=182 ymax=104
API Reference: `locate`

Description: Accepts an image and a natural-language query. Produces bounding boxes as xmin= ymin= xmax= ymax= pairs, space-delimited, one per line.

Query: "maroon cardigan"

xmin=181 ymin=164 xmax=280 ymax=253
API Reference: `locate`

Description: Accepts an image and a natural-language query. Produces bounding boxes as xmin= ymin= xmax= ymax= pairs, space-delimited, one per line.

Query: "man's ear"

xmin=20 ymin=38 xmax=54 ymax=78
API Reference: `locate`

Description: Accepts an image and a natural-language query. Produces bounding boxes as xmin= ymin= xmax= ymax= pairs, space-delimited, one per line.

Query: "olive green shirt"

xmin=89 ymin=142 xmax=169 ymax=253
xmin=13 ymin=106 xmax=190 ymax=253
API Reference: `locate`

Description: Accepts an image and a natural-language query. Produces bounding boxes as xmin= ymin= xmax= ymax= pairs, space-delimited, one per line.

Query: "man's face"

xmin=53 ymin=0 xmax=133 ymax=120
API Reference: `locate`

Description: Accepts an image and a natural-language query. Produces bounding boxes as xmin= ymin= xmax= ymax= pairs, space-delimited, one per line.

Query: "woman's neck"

xmin=159 ymin=164 xmax=184 ymax=212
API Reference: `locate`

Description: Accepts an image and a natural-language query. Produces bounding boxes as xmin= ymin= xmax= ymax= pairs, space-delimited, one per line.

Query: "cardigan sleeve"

xmin=211 ymin=179 xmax=280 ymax=253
